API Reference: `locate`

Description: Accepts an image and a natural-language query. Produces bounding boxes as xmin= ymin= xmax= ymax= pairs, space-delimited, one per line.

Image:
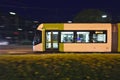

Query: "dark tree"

xmin=73 ymin=9 xmax=112 ymax=23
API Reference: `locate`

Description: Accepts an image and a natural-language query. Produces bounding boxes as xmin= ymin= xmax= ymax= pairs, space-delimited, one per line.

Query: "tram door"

xmin=45 ymin=31 xmax=59 ymax=51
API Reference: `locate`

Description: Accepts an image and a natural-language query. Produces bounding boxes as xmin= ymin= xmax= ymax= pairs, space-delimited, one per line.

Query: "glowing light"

xmin=0 ymin=41 xmax=9 ymax=45
xmin=102 ymin=15 xmax=107 ymax=18
xmin=33 ymin=21 xmax=39 ymax=23
xmin=9 ymin=12 xmax=16 ymax=15
xmin=95 ymin=31 xmax=103 ymax=34
xmin=17 ymin=28 xmax=23 ymax=31
xmin=5 ymin=37 xmax=12 ymax=39
xmin=68 ymin=21 xmax=72 ymax=23
xmin=13 ymin=32 xmax=19 ymax=35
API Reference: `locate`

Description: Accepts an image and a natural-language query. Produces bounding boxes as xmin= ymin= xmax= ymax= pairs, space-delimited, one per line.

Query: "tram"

xmin=33 ymin=23 xmax=120 ymax=52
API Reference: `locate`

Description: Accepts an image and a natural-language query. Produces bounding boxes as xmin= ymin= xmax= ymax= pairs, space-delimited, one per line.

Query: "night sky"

xmin=0 ymin=0 xmax=120 ymax=23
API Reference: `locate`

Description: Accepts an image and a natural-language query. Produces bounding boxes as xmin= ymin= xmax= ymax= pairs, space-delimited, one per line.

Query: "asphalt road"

xmin=0 ymin=44 xmax=33 ymax=54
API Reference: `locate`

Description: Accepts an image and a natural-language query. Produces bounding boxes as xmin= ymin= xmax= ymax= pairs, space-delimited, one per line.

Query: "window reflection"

xmin=52 ymin=32 xmax=58 ymax=41
xmin=33 ymin=30 xmax=42 ymax=45
xmin=77 ymin=32 xmax=90 ymax=43
xmin=46 ymin=43 xmax=51 ymax=48
xmin=46 ymin=30 xmax=107 ymax=43
xmin=46 ymin=32 xmax=51 ymax=42
xmin=61 ymin=32 xmax=74 ymax=43
xmin=92 ymin=31 xmax=106 ymax=43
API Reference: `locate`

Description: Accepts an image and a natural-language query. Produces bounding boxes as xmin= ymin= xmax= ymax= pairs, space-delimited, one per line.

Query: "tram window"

xmin=61 ymin=32 xmax=74 ymax=43
xmin=33 ymin=30 xmax=42 ymax=45
xmin=92 ymin=31 xmax=106 ymax=43
xmin=76 ymin=32 xmax=90 ymax=43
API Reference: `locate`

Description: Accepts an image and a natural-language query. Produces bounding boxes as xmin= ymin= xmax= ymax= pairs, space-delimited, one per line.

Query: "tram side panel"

xmin=62 ymin=23 xmax=112 ymax=52
xmin=118 ymin=23 xmax=120 ymax=52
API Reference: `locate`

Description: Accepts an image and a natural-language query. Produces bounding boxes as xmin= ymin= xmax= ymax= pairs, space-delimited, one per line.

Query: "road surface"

xmin=0 ymin=44 xmax=33 ymax=54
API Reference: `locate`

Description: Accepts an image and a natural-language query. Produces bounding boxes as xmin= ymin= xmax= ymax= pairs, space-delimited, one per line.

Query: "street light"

xmin=17 ymin=28 xmax=23 ymax=31
xmin=102 ymin=14 xmax=107 ymax=18
xmin=67 ymin=21 xmax=72 ymax=23
xmin=33 ymin=21 xmax=39 ymax=23
xmin=9 ymin=12 xmax=16 ymax=15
